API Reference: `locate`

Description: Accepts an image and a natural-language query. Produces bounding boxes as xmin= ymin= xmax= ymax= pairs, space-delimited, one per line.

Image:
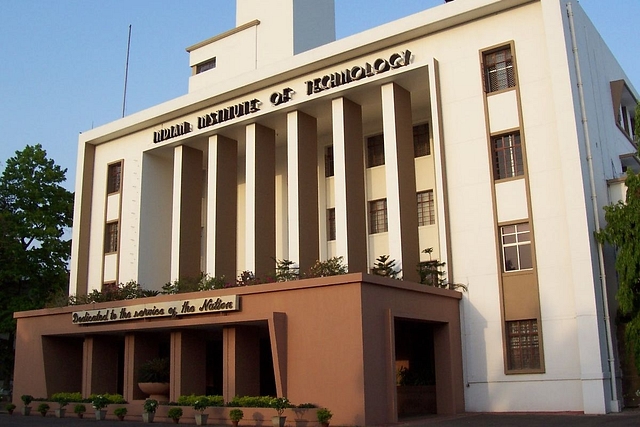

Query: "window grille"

xmin=506 ymin=319 xmax=541 ymax=371
xmin=105 ymin=222 xmax=119 ymax=253
xmin=500 ymin=223 xmax=532 ymax=272
xmin=107 ymin=162 xmax=122 ymax=194
xmin=484 ymin=47 xmax=515 ymax=92
xmin=327 ymin=208 xmax=336 ymax=241
xmin=493 ymin=133 xmax=523 ymax=179
xmin=368 ymin=199 xmax=388 ymax=234
xmin=417 ymin=190 xmax=435 ymax=226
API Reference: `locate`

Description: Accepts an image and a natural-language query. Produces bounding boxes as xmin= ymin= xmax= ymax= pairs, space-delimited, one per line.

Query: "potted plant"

xmin=21 ymin=394 xmax=33 ymax=415
xmin=229 ymin=408 xmax=244 ymax=426
xmin=5 ymin=402 xmax=16 ymax=415
xmin=113 ymin=406 xmax=127 ymax=421
xmin=92 ymin=395 xmax=110 ymax=420
xmin=193 ymin=397 xmax=210 ymax=425
xmin=74 ymin=403 xmax=87 ymax=418
xmin=271 ymin=397 xmax=290 ymax=427
xmin=143 ymin=399 xmax=158 ymax=423
xmin=53 ymin=395 xmax=69 ymax=418
xmin=167 ymin=406 xmax=183 ymax=424
xmin=37 ymin=402 xmax=50 ymax=417
xmin=138 ymin=357 xmax=170 ymax=402
xmin=316 ymin=408 xmax=332 ymax=427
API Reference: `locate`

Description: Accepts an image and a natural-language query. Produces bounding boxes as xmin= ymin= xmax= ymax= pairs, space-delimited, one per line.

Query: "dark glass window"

xmin=105 ymin=222 xmax=119 ymax=253
xmin=325 ymin=146 xmax=334 ymax=177
xmin=413 ymin=123 xmax=430 ymax=157
xmin=107 ymin=162 xmax=122 ymax=194
xmin=417 ymin=190 xmax=435 ymax=226
xmin=327 ymin=208 xmax=336 ymax=241
xmin=196 ymin=57 xmax=217 ymax=74
xmin=367 ymin=134 xmax=385 ymax=167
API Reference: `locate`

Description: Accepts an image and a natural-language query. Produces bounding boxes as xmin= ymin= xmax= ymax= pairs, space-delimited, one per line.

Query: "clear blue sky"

xmin=1 ymin=0 xmax=638 ymax=190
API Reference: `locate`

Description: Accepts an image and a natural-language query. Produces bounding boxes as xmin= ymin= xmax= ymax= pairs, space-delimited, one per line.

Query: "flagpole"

xmin=122 ymin=24 xmax=132 ymax=118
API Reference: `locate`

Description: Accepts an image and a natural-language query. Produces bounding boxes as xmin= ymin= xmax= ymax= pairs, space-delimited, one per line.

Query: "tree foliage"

xmin=0 ymin=144 xmax=73 ymax=385
xmin=595 ymin=103 xmax=640 ymax=370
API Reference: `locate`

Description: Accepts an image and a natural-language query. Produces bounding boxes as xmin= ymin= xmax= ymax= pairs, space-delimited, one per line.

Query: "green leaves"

xmin=595 ymin=168 xmax=640 ymax=371
xmin=0 ymin=144 xmax=73 ymax=385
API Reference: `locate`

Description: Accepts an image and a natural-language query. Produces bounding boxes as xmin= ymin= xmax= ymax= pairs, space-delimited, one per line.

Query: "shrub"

xmin=177 ymin=394 xmax=224 ymax=407
xmin=74 ymin=404 xmax=87 ymax=414
xmin=167 ymin=407 xmax=183 ymax=420
xmin=143 ymin=399 xmax=158 ymax=413
xmin=229 ymin=408 xmax=244 ymax=421
xmin=88 ymin=393 xmax=126 ymax=404
xmin=227 ymin=395 xmax=274 ymax=408
xmin=37 ymin=403 xmax=50 ymax=415
xmin=193 ymin=397 xmax=210 ymax=412
xmin=114 ymin=407 xmax=128 ymax=417
xmin=306 ymin=257 xmax=347 ymax=278
xmin=138 ymin=357 xmax=170 ymax=383
xmin=5 ymin=403 xmax=16 ymax=412
xmin=317 ymin=408 xmax=333 ymax=424
xmin=271 ymin=397 xmax=291 ymax=416
xmin=51 ymin=392 xmax=82 ymax=405
xmin=297 ymin=403 xmax=317 ymax=408
xmin=21 ymin=394 xmax=33 ymax=405
xmin=91 ymin=395 xmax=110 ymax=410
xmin=371 ymin=255 xmax=401 ymax=279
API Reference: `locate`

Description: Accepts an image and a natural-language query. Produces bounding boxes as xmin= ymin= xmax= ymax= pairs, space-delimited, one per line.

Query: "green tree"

xmin=595 ymin=102 xmax=640 ymax=370
xmin=0 ymin=144 xmax=73 ymax=386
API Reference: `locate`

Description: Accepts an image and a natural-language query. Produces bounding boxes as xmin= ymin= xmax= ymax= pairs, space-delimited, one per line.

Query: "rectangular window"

xmin=413 ymin=123 xmax=430 ymax=157
xmin=367 ymin=134 xmax=385 ymax=167
xmin=327 ymin=208 xmax=336 ymax=241
xmin=105 ymin=222 xmax=119 ymax=253
xmin=501 ymin=223 xmax=532 ymax=272
xmin=325 ymin=146 xmax=334 ymax=177
xmin=107 ymin=162 xmax=122 ymax=194
xmin=196 ymin=57 xmax=216 ymax=74
xmin=493 ymin=132 xmax=523 ymax=180
xmin=417 ymin=190 xmax=435 ymax=226
xmin=506 ymin=319 xmax=541 ymax=371
xmin=484 ymin=46 xmax=515 ymax=93
xmin=369 ymin=199 xmax=388 ymax=234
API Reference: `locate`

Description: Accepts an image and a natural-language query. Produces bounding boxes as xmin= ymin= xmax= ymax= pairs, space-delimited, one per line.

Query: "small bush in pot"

xmin=37 ymin=403 xmax=50 ymax=416
xmin=168 ymin=406 xmax=183 ymax=423
xmin=74 ymin=403 xmax=87 ymax=418
xmin=114 ymin=407 xmax=128 ymax=421
xmin=5 ymin=403 xmax=16 ymax=415
xmin=317 ymin=408 xmax=332 ymax=426
xmin=229 ymin=408 xmax=244 ymax=426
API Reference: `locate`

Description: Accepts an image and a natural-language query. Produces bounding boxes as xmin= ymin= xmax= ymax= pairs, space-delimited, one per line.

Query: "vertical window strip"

xmin=107 ymin=162 xmax=122 ymax=194
xmin=367 ymin=134 xmax=385 ymax=167
xmin=501 ymin=223 xmax=532 ymax=272
xmin=417 ymin=190 xmax=435 ymax=226
xmin=368 ymin=199 xmax=388 ymax=234
xmin=105 ymin=222 xmax=119 ymax=253
xmin=493 ymin=133 xmax=523 ymax=179
xmin=327 ymin=208 xmax=336 ymax=241
xmin=413 ymin=123 xmax=430 ymax=157
xmin=506 ymin=319 xmax=541 ymax=371
xmin=325 ymin=146 xmax=334 ymax=177
xmin=484 ymin=47 xmax=515 ymax=93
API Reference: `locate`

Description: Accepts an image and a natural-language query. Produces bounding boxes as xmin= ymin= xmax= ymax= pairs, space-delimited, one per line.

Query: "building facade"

xmin=13 ymin=0 xmax=639 ymax=424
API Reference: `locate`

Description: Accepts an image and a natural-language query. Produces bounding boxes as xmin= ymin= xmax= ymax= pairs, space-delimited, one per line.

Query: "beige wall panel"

xmin=366 ymin=166 xmax=387 ymax=201
xmin=487 ymin=90 xmax=519 ymax=133
xmin=103 ymin=254 xmax=117 ymax=282
xmin=495 ymin=179 xmax=529 ymax=223
xmin=106 ymin=194 xmax=120 ymax=222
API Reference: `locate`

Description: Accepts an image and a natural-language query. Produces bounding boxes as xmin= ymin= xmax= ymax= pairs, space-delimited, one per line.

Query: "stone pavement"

xmin=1 ymin=410 xmax=640 ymax=427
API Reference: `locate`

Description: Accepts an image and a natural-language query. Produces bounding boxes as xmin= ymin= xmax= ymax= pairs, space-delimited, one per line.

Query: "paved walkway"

xmin=2 ymin=410 xmax=640 ymax=427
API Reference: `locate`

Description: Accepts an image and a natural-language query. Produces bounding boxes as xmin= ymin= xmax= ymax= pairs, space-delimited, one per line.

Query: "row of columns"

xmin=169 ymin=82 xmax=419 ymax=282
xmin=81 ymin=325 xmax=272 ymax=402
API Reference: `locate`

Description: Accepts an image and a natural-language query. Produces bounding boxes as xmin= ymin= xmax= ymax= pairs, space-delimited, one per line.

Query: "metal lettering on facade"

xmin=71 ymin=295 xmax=240 ymax=325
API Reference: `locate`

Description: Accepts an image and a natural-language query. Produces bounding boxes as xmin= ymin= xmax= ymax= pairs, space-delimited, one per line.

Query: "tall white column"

xmin=331 ymin=97 xmax=367 ymax=273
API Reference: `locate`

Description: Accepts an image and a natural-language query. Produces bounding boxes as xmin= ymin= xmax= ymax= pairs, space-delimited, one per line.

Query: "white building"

xmin=17 ymin=0 xmax=639 ymax=421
